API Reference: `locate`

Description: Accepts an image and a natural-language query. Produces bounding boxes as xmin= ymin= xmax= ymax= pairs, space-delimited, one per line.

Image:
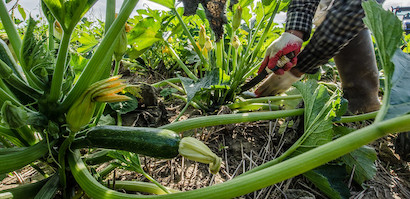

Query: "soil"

xmin=1 ymin=68 xmax=409 ymax=199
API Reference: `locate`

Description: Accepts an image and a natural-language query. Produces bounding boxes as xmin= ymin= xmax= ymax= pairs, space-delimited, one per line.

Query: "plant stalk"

xmin=173 ymin=8 xmax=207 ymax=68
xmin=164 ymin=42 xmax=198 ymax=81
xmin=48 ymin=22 xmax=54 ymax=51
xmin=228 ymin=95 xmax=302 ymax=109
xmin=0 ymin=0 xmax=21 ymax=61
xmin=104 ymin=181 xmax=179 ymax=195
xmin=152 ymin=78 xmax=181 ymax=88
xmin=49 ymin=30 xmax=73 ymax=103
xmin=160 ymin=109 xmax=304 ymax=132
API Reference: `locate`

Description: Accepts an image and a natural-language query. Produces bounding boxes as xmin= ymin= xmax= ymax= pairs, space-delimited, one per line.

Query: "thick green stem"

xmin=0 ymin=60 xmax=43 ymax=99
xmin=49 ymin=31 xmax=72 ymax=103
xmin=336 ymin=111 xmax=378 ymax=123
xmin=141 ymin=172 xmax=170 ymax=194
xmin=58 ymin=132 xmax=76 ymax=188
xmin=232 ymin=48 xmax=238 ymax=74
xmin=104 ymin=181 xmax=179 ymax=195
xmin=164 ymin=42 xmax=198 ymax=81
xmin=105 ymin=0 xmax=116 ymax=34
xmin=171 ymin=94 xmax=202 ymax=110
xmin=99 ymin=162 xmax=117 ymax=178
xmin=16 ymin=126 xmax=37 ymax=146
xmin=92 ymin=103 xmax=107 ymax=126
xmin=113 ymin=60 xmax=120 ymax=76
xmin=0 ymin=136 xmax=12 ymax=148
xmin=216 ymin=39 xmax=224 ymax=70
xmin=160 ymin=109 xmax=304 ymax=132
xmin=228 ymin=95 xmax=302 ymax=109
xmin=0 ymin=140 xmax=55 ymax=174
xmin=375 ymin=87 xmax=389 ymax=123
xmin=61 ymin=0 xmax=139 ymax=112
xmin=164 ymin=81 xmax=185 ymax=94
xmin=48 ymin=22 xmax=54 ymax=51
xmin=0 ymin=125 xmax=25 ymax=147
xmin=152 ymin=78 xmax=181 ymax=88
xmin=0 ymin=86 xmax=22 ymax=107
xmin=236 ymin=103 xmax=280 ymax=112
xmin=173 ymin=8 xmax=207 ymax=67
xmin=173 ymin=102 xmax=190 ymax=123
xmin=117 ymin=113 xmax=122 ymax=126
xmin=0 ymin=0 xmax=21 ymax=61
xmin=0 ymin=178 xmax=48 ymax=198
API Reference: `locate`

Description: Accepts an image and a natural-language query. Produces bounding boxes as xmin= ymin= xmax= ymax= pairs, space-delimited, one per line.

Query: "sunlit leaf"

xmin=384 ymin=50 xmax=410 ymax=120
xmin=293 ymin=80 xmax=334 ymax=153
xmin=362 ymin=0 xmax=403 ymax=121
xmin=17 ymin=5 xmax=26 ymax=20
xmin=148 ymin=0 xmax=175 ymax=9
xmin=76 ymin=33 xmax=99 ymax=53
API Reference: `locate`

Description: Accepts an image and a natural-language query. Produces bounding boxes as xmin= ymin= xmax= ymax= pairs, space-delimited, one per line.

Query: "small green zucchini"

xmin=72 ymin=126 xmax=180 ymax=159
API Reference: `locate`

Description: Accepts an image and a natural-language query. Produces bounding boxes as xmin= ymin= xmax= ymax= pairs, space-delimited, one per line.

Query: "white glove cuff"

xmin=280 ymin=32 xmax=304 ymax=44
xmin=283 ymin=70 xmax=303 ymax=82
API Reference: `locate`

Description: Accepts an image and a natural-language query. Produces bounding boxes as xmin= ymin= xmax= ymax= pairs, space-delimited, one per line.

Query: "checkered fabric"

xmin=286 ymin=0 xmax=367 ymax=74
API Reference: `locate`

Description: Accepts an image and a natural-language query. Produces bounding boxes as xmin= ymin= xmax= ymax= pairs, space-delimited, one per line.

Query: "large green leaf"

xmin=304 ymin=165 xmax=350 ymax=199
xmin=179 ymin=70 xmax=220 ymax=103
xmin=128 ymin=17 xmax=162 ymax=51
xmin=148 ymin=0 xmax=175 ymax=9
xmin=341 ymin=145 xmax=377 ymax=185
xmin=42 ymin=0 xmax=97 ymax=32
xmin=334 ymin=126 xmax=377 ymax=185
xmin=293 ymin=80 xmax=350 ymax=198
xmin=294 ymin=80 xmax=334 ymax=153
xmin=362 ymin=0 xmax=402 ymax=79
xmin=362 ymin=0 xmax=403 ymax=121
xmin=384 ymin=50 xmax=410 ymax=120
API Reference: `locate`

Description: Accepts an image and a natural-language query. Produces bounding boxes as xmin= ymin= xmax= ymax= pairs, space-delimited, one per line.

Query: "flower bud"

xmin=113 ymin=26 xmax=128 ymax=62
xmin=66 ymin=76 xmax=130 ymax=132
xmin=179 ymin=137 xmax=222 ymax=174
xmin=113 ymin=14 xmax=129 ymax=62
xmin=232 ymin=6 xmax=242 ymax=31
xmin=199 ymin=25 xmax=206 ymax=48
xmin=232 ymin=35 xmax=240 ymax=49
xmin=1 ymin=101 xmax=28 ymax=129
xmin=204 ymin=36 xmax=213 ymax=51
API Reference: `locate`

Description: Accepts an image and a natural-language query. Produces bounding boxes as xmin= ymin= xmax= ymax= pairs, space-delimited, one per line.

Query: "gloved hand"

xmin=254 ymin=71 xmax=302 ymax=97
xmin=258 ymin=32 xmax=303 ymax=75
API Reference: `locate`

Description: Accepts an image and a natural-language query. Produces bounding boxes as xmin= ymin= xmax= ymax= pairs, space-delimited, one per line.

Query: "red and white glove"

xmin=258 ymin=32 xmax=303 ymax=75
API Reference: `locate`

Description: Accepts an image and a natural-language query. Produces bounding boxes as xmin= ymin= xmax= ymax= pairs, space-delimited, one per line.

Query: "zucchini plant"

xmin=0 ymin=0 xmax=221 ymax=198
xmin=149 ymin=0 xmax=291 ymax=113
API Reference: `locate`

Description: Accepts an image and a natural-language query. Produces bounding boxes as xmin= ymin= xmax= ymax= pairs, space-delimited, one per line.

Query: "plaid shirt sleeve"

xmin=290 ymin=0 xmax=366 ymax=74
xmin=286 ymin=0 xmax=320 ymax=41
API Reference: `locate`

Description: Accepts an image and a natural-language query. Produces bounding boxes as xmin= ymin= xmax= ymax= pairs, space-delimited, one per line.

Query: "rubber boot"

xmin=334 ymin=29 xmax=380 ymax=114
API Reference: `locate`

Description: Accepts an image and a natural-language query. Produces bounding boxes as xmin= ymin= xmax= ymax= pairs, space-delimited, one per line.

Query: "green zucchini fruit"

xmin=72 ymin=126 xmax=180 ymax=159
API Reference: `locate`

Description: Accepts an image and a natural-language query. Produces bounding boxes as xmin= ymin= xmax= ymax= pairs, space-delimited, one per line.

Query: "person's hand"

xmin=254 ymin=70 xmax=302 ymax=97
xmin=258 ymin=32 xmax=303 ymax=75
